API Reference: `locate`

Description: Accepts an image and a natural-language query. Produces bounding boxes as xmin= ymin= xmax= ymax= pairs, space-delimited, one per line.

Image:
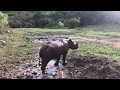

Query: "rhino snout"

xmin=74 ymin=43 xmax=78 ymax=49
xmin=71 ymin=43 xmax=78 ymax=49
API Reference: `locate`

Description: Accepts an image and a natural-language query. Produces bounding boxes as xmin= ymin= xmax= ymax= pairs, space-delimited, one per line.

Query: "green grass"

xmin=68 ymin=43 xmax=120 ymax=60
xmin=15 ymin=25 xmax=120 ymax=39
xmin=0 ymin=30 xmax=37 ymax=63
xmin=75 ymin=25 xmax=120 ymax=38
xmin=15 ymin=28 xmax=77 ymax=35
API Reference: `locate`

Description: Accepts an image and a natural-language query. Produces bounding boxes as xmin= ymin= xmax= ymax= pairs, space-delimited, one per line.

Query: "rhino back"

xmin=40 ymin=39 xmax=69 ymax=59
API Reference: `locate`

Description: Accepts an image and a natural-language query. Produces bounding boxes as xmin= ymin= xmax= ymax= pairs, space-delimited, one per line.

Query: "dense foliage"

xmin=2 ymin=11 xmax=120 ymax=28
xmin=0 ymin=11 xmax=9 ymax=33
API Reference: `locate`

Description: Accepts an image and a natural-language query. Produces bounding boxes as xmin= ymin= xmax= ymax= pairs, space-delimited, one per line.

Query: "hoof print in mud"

xmin=32 ymin=72 xmax=37 ymax=75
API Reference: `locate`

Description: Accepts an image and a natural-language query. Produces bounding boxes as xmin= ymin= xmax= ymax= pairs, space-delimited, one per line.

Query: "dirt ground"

xmin=1 ymin=34 xmax=120 ymax=79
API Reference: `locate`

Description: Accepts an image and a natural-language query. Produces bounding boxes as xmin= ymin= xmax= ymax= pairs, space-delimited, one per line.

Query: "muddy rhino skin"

xmin=39 ymin=39 xmax=78 ymax=74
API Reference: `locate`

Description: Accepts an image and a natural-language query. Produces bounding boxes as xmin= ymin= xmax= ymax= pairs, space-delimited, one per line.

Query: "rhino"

xmin=39 ymin=39 xmax=78 ymax=74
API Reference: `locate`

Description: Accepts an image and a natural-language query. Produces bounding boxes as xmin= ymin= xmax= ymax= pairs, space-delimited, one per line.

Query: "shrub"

xmin=0 ymin=12 xmax=9 ymax=34
xmin=64 ymin=17 xmax=80 ymax=29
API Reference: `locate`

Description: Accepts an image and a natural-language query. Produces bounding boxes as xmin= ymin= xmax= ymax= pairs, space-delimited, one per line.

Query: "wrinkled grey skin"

xmin=39 ymin=39 xmax=78 ymax=74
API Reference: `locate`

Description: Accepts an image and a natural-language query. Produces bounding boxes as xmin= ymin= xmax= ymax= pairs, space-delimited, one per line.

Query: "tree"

xmin=9 ymin=11 xmax=34 ymax=28
xmin=64 ymin=17 xmax=80 ymax=29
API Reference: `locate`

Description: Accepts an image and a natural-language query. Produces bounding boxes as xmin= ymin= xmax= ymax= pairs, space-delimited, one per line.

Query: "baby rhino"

xmin=39 ymin=39 xmax=78 ymax=74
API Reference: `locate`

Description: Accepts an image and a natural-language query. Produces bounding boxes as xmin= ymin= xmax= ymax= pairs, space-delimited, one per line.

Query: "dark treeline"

xmin=2 ymin=11 xmax=120 ymax=29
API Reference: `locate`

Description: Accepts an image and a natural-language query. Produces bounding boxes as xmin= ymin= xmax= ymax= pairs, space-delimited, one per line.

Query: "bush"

xmin=64 ymin=17 xmax=80 ymax=29
xmin=0 ymin=12 xmax=9 ymax=26
xmin=45 ymin=19 xmax=58 ymax=28
xmin=0 ymin=12 xmax=9 ymax=34
xmin=9 ymin=11 xmax=34 ymax=28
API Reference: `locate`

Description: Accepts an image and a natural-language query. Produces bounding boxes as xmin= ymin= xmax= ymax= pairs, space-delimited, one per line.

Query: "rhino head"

xmin=68 ymin=39 xmax=78 ymax=49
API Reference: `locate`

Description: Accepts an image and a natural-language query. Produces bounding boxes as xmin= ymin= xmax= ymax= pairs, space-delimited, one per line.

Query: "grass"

xmin=68 ymin=43 xmax=120 ymax=61
xmin=75 ymin=25 xmax=120 ymax=38
xmin=15 ymin=25 xmax=120 ymax=39
xmin=1 ymin=25 xmax=120 ymax=64
xmin=0 ymin=30 xmax=37 ymax=63
xmin=15 ymin=28 xmax=77 ymax=35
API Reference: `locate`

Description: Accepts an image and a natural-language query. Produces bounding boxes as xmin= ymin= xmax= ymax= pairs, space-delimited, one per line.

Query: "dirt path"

xmin=73 ymin=36 xmax=120 ymax=48
xmin=35 ymin=33 xmax=120 ymax=48
xmin=45 ymin=34 xmax=120 ymax=48
xmin=1 ymin=34 xmax=120 ymax=79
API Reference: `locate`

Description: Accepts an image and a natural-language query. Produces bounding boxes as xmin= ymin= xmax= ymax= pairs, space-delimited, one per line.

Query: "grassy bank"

xmin=0 ymin=30 xmax=37 ymax=63
xmin=68 ymin=43 xmax=120 ymax=61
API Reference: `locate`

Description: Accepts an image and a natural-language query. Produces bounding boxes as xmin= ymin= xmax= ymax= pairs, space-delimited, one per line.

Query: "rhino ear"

xmin=69 ymin=39 xmax=72 ymax=42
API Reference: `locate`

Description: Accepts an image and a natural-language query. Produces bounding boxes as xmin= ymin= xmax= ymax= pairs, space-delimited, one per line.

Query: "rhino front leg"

xmin=62 ymin=54 xmax=67 ymax=66
xmin=54 ymin=57 xmax=60 ymax=66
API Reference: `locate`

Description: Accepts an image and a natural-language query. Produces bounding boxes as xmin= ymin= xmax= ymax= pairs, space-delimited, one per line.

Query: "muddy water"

xmin=16 ymin=60 xmax=66 ymax=79
xmin=31 ymin=38 xmax=56 ymax=44
xmin=31 ymin=60 xmax=65 ymax=79
xmin=21 ymin=38 xmax=67 ymax=79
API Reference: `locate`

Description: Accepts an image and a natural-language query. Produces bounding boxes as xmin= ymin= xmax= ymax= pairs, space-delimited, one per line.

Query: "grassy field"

xmin=1 ymin=25 xmax=120 ymax=64
xmin=68 ymin=43 xmax=120 ymax=61
xmin=17 ymin=25 xmax=120 ymax=38
xmin=0 ymin=29 xmax=37 ymax=63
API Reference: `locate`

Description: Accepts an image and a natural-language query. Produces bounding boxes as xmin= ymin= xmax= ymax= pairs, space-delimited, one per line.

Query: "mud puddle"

xmin=14 ymin=60 xmax=66 ymax=79
xmin=12 ymin=37 xmax=68 ymax=79
xmin=32 ymin=38 xmax=51 ymax=44
xmin=31 ymin=38 xmax=67 ymax=44
xmin=32 ymin=60 xmax=66 ymax=79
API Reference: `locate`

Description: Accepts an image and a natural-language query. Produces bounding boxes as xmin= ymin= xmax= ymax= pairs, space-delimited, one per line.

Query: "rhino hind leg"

xmin=54 ymin=57 xmax=60 ymax=66
xmin=41 ymin=59 xmax=49 ymax=74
